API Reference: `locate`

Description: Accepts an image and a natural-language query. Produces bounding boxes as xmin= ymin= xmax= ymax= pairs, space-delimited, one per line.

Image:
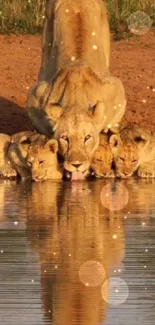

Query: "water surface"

xmin=0 ymin=178 xmax=155 ymax=325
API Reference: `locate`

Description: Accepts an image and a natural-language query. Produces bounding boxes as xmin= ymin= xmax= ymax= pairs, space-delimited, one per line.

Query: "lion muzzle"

xmin=64 ymin=151 xmax=90 ymax=173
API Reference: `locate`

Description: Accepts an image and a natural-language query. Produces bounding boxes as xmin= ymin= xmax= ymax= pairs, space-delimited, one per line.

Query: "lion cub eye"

xmin=60 ymin=135 xmax=69 ymax=143
xmin=132 ymin=159 xmax=137 ymax=163
xmin=119 ymin=157 xmax=125 ymax=162
xmin=39 ymin=160 xmax=44 ymax=165
xmin=27 ymin=161 xmax=32 ymax=167
xmin=84 ymin=135 xmax=91 ymax=142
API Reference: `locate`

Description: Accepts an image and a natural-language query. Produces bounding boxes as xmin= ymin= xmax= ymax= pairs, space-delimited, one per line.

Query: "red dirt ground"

xmin=0 ymin=30 xmax=155 ymax=134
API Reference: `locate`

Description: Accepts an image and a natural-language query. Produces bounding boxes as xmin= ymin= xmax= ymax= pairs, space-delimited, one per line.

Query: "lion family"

xmin=1 ymin=0 xmax=154 ymax=181
xmin=0 ymin=124 xmax=155 ymax=180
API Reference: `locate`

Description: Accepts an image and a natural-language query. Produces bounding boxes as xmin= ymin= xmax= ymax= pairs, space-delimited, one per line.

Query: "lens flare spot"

xmin=100 ymin=183 xmax=129 ymax=211
xmin=101 ymin=277 xmax=129 ymax=305
xmin=127 ymin=11 xmax=152 ymax=36
xmin=79 ymin=260 xmax=105 ymax=287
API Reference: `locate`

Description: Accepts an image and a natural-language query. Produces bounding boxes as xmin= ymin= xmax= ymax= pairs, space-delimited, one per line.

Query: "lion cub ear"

xmin=19 ymin=135 xmax=31 ymax=145
xmin=134 ymin=135 xmax=147 ymax=144
xmin=109 ymin=135 xmax=122 ymax=152
xmin=45 ymin=139 xmax=58 ymax=153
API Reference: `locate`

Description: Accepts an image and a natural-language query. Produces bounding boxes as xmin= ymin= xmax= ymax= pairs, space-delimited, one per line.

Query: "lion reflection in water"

xmin=0 ymin=179 xmax=154 ymax=323
xmin=26 ymin=181 xmax=125 ymax=325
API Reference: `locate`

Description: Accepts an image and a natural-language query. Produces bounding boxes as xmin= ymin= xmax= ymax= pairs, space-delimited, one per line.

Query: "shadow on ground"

xmin=0 ymin=97 xmax=34 ymax=134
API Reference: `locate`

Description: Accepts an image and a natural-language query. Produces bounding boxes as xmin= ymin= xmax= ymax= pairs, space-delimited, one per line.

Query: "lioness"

xmin=91 ymin=133 xmax=115 ymax=178
xmin=0 ymin=132 xmax=62 ymax=181
xmin=109 ymin=124 xmax=155 ymax=178
xmin=27 ymin=0 xmax=126 ymax=180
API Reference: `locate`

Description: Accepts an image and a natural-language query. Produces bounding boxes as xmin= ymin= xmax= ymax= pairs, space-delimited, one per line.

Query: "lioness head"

xmin=48 ymin=103 xmax=106 ymax=179
xmin=19 ymin=135 xmax=62 ymax=181
xmin=91 ymin=135 xmax=114 ymax=178
xmin=110 ymin=134 xmax=148 ymax=178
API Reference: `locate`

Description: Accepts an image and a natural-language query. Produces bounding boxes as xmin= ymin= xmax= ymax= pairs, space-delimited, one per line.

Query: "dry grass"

xmin=0 ymin=0 xmax=45 ymax=33
xmin=0 ymin=0 xmax=154 ymax=36
xmin=105 ymin=0 xmax=155 ymax=38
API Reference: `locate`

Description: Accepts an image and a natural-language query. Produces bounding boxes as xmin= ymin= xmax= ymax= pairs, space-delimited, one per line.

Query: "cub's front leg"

xmin=138 ymin=161 xmax=155 ymax=178
xmin=8 ymin=141 xmax=31 ymax=180
xmin=0 ymin=134 xmax=17 ymax=178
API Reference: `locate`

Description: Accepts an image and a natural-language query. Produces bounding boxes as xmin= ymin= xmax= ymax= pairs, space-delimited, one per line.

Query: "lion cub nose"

xmin=72 ymin=163 xmax=82 ymax=169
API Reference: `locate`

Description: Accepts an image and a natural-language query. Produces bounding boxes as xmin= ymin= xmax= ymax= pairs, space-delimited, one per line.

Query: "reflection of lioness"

xmin=27 ymin=0 xmax=126 ymax=180
xmin=26 ymin=181 xmax=124 ymax=325
xmin=0 ymin=132 xmax=62 ymax=181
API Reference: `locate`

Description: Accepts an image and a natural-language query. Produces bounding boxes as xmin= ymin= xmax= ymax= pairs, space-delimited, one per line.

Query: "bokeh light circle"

xmin=101 ymin=277 xmax=129 ymax=305
xmin=127 ymin=11 xmax=152 ymax=35
xmin=79 ymin=260 xmax=105 ymax=287
xmin=100 ymin=183 xmax=129 ymax=211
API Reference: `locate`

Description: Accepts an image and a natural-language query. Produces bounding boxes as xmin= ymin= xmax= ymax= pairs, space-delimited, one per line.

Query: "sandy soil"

xmin=0 ymin=30 xmax=155 ymax=134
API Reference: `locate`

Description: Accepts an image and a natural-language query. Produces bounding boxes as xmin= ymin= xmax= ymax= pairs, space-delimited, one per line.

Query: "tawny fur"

xmin=110 ymin=124 xmax=155 ymax=178
xmin=27 ymin=0 xmax=126 ymax=173
xmin=91 ymin=133 xmax=115 ymax=178
xmin=0 ymin=132 xmax=62 ymax=181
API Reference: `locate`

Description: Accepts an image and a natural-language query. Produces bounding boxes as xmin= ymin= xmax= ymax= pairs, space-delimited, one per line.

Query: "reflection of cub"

xmin=0 ymin=132 xmax=62 ymax=181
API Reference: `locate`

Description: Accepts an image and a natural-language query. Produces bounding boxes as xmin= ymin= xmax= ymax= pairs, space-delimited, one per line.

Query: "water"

xmin=0 ymin=178 xmax=155 ymax=325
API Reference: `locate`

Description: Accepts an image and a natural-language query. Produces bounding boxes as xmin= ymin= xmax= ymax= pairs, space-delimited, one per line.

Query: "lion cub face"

xmin=26 ymin=135 xmax=62 ymax=181
xmin=91 ymin=135 xmax=114 ymax=178
xmin=109 ymin=134 xmax=147 ymax=178
xmin=9 ymin=134 xmax=62 ymax=181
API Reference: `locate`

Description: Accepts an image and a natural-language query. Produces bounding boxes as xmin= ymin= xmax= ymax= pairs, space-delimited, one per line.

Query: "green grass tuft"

xmin=0 ymin=0 xmax=154 ymax=37
xmin=0 ymin=0 xmax=45 ymax=34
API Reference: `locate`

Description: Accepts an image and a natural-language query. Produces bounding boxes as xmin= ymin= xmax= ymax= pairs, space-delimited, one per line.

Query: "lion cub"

xmin=91 ymin=133 xmax=115 ymax=178
xmin=109 ymin=124 xmax=155 ymax=178
xmin=0 ymin=133 xmax=17 ymax=178
xmin=0 ymin=132 xmax=62 ymax=181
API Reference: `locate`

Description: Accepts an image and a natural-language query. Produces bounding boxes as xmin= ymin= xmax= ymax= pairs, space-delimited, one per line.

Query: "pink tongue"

xmin=71 ymin=171 xmax=85 ymax=181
